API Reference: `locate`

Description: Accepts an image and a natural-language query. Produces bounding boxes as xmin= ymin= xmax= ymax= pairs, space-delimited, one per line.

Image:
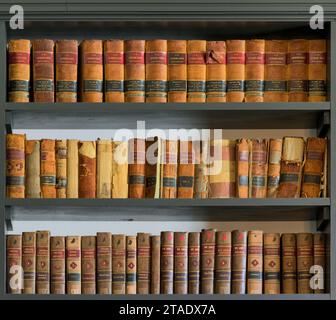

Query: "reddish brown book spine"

xmin=215 ymin=231 xmax=231 ymax=294
xmin=267 ymin=139 xmax=282 ymax=198
xmin=50 ymin=236 xmax=66 ymax=294
xmin=174 ymin=232 xmax=188 ymax=294
xmin=264 ymin=233 xmax=281 ymax=294
xmin=231 ymin=230 xmax=247 ymax=294
xmin=188 ymin=232 xmax=200 ymax=294
xmin=161 ymin=231 xmax=174 ymax=294
xmin=56 ymin=139 xmax=67 ymax=198
xmin=281 ymin=233 xmax=297 ymax=294
xmin=201 ymin=229 xmax=216 ymax=294
xmin=151 ymin=235 xmax=161 ymax=294
xmin=126 ymin=236 xmax=137 ymax=294
xmin=78 ymin=141 xmax=96 ymax=198
xmin=137 ymin=233 xmax=151 ymax=294
xmin=22 ymin=232 xmax=36 ymax=294
xmin=247 ymin=230 xmax=263 ymax=294
xmin=36 ymin=230 xmax=50 ymax=294
xmin=6 ymin=235 xmax=22 ymax=294
xmin=41 ymin=139 xmax=56 ymax=198
xmin=96 ymin=232 xmax=112 ymax=294
xmin=66 ymin=236 xmax=81 ymax=294
xmin=313 ymin=233 xmax=326 ymax=293
xmin=81 ymin=236 xmax=96 ymax=294
xmin=297 ymin=233 xmax=313 ymax=293
xmin=112 ymin=235 xmax=126 ymax=294
xmin=236 ymin=138 xmax=250 ymax=198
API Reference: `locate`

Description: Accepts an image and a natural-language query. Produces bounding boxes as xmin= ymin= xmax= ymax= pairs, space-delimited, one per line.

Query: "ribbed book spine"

xmin=267 ymin=139 xmax=282 ymax=198
xmin=247 ymin=230 xmax=263 ymax=294
xmin=97 ymin=139 xmax=112 ymax=198
xmin=281 ymin=233 xmax=297 ymax=294
xmin=150 ymin=235 xmax=160 ymax=294
xmin=297 ymin=233 xmax=313 ymax=293
xmin=25 ymin=140 xmax=41 ymax=198
xmin=112 ymin=141 xmax=129 ymax=198
xmin=22 ymin=232 xmax=36 ymax=294
xmin=236 ymin=138 xmax=250 ymax=198
xmin=231 ymin=230 xmax=247 ymax=294
xmin=137 ymin=233 xmax=151 ymax=294
xmin=188 ymin=232 xmax=200 ymax=294
xmin=36 ymin=230 xmax=50 ymax=294
xmin=178 ymin=140 xmax=195 ymax=198
xmin=50 ymin=236 xmax=65 ymax=294
xmin=174 ymin=232 xmax=188 ymax=294
xmin=201 ymin=229 xmax=216 ymax=294
xmin=145 ymin=137 xmax=159 ymax=198
xmin=78 ymin=141 xmax=96 ymax=198
xmin=96 ymin=232 xmax=112 ymax=294
xmin=126 ymin=236 xmax=137 ymax=294
xmin=41 ymin=139 xmax=56 ymax=198
xmin=161 ymin=231 xmax=174 ymax=294
xmin=313 ymin=233 xmax=326 ymax=293
xmin=66 ymin=236 xmax=81 ymax=294
xmin=264 ymin=233 xmax=280 ymax=294
xmin=56 ymin=140 xmax=67 ymax=198
xmin=112 ymin=234 xmax=126 ymax=294
xmin=6 ymin=235 xmax=22 ymax=294
xmin=66 ymin=140 xmax=79 ymax=198
xmin=215 ymin=231 xmax=231 ymax=294
xmin=81 ymin=236 xmax=96 ymax=294
xmin=194 ymin=140 xmax=209 ymax=198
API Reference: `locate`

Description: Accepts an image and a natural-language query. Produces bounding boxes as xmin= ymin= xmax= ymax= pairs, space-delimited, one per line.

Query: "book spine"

xmin=201 ymin=229 xmax=216 ymax=294
xmin=66 ymin=140 xmax=79 ymax=198
xmin=150 ymin=235 xmax=161 ymax=294
xmin=126 ymin=236 xmax=137 ymax=294
xmin=96 ymin=232 xmax=112 ymax=294
xmin=36 ymin=230 xmax=50 ymax=294
xmin=281 ymin=233 xmax=297 ymax=294
xmin=41 ymin=139 xmax=56 ymax=198
xmin=161 ymin=140 xmax=178 ymax=198
xmin=104 ymin=40 xmax=124 ymax=102
xmin=145 ymin=137 xmax=159 ymax=198
xmin=50 ymin=236 xmax=66 ymax=294
xmin=55 ymin=39 xmax=78 ymax=102
xmin=66 ymin=236 xmax=81 ymax=294
xmin=137 ymin=233 xmax=151 ymax=294
xmin=112 ymin=234 xmax=126 ymax=294
xmin=231 ymin=230 xmax=247 ymax=294
xmin=78 ymin=141 xmax=96 ymax=198
xmin=194 ymin=140 xmax=209 ymax=199
xmin=313 ymin=233 xmax=326 ymax=293
xmin=267 ymin=139 xmax=282 ymax=197
xmin=247 ymin=230 xmax=263 ymax=294
xmin=178 ymin=140 xmax=195 ymax=198
xmin=236 ymin=138 xmax=250 ymax=198
xmin=174 ymin=232 xmax=188 ymax=294
xmin=112 ymin=141 xmax=129 ymax=198
xmin=81 ymin=236 xmax=96 ymax=294
xmin=97 ymin=139 xmax=112 ymax=198
xmin=251 ymin=139 xmax=268 ymax=198
xmin=161 ymin=231 xmax=174 ymax=294
xmin=297 ymin=233 xmax=313 ymax=293
xmin=264 ymin=233 xmax=281 ymax=294
xmin=167 ymin=40 xmax=187 ymax=102
xmin=22 ymin=232 xmax=36 ymax=294
xmin=215 ymin=231 xmax=231 ymax=294
xmin=56 ymin=140 xmax=67 ymax=198
xmin=8 ymin=39 xmax=30 ymax=102
xmin=6 ymin=235 xmax=22 ymax=294
xmin=188 ymin=232 xmax=200 ymax=294
xmin=25 ymin=140 xmax=41 ymax=198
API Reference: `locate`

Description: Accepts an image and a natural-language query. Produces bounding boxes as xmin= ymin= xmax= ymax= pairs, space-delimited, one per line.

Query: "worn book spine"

xmin=297 ymin=233 xmax=313 ymax=293
xmin=247 ymin=230 xmax=263 ymax=294
xmin=236 ymin=138 xmax=250 ymax=198
xmin=96 ymin=232 xmax=112 ymax=294
xmin=25 ymin=140 xmax=41 ymax=198
xmin=104 ymin=40 xmax=124 ymax=102
xmin=56 ymin=140 xmax=67 ymax=198
xmin=97 ymin=139 xmax=112 ymax=198
xmin=8 ymin=39 xmax=30 ymax=102
xmin=112 ymin=141 xmax=128 ymax=198
xmin=66 ymin=236 xmax=81 ymax=294
xmin=201 ymin=229 xmax=216 ymax=294
xmin=313 ymin=233 xmax=326 ymax=293
xmin=41 ymin=139 xmax=56 ymax=198
xmin=194 ymin=140 xmax=209 ymax=198
xmin=188 ymin=232 xmax=200 ymax=294
xmin=187 ymin=40 xmax=206 ymax=102
xmin=267 ymin=139 xmax=282 ymax=198
xmin=150 ymin=235 xmax=160 ymax=294
xmin=231 ymin=230 xmax=247 ymax=294
xmin=22 ymin=232 xmax=36 ymax=294
xmin=281 ymin=233 xmax=297 ymax=294
xmin=6 ymin=235 xmax=22 ymax=294
xmin=215 ymin=231 xmax=231 ymax=294
xmin=112 ymin=235 xmax=126 ymax=294
xmin=161 ymin=139 xmax=178 ymax=198
xmin=78 ymin=141 xmax=96 ymax=198
xmin=161 ymin=231 xmax=174 ymax=294
xmin=32 ymin=39 xmax=54 ymax=102
xmin=264 ymin=233 xmax=280 ymax=294
xmin=50 ymin=236 xmax=66 ymax=294
xmin=125 ymin=40 xmax=145 ymax=102
xmin=55 ymin=40 xmax=78 ymax=102
xmin=6 ymin=133 xmax=25 ymax=198
xmin=81 ymin=236 xmax=96 ymax=294
xmin=174 ymin=232 xmax=188 ymax=294
xmin=36 ymin=230 xmax=50 ymax=294
xmin=167 ymin=40 xmax=187 ymax=102
xmin=126 ymin=236 xmax=137 ymax=294
xmin=178 ymin=140 xmax=195 ymax=198
xmin=137 ymin=233 xmax=151 ymax=294
xmin=66 ymin=140 xmax=79 ymax=198
xmin=145 ymin=137 xmax=159 ymax=198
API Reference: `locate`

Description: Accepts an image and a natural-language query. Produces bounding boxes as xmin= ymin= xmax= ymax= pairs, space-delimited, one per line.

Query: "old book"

xmin=97 ymin=139 xmax=112 ymax=198
xmin=264 ymin=40 xmax=288 ymax=102
xmin=41 ymin=139 xmax=56 ymax=198
xmin=288 ymin=39 xmax=308 ymax=102
xmin=200 ymin=229 xmax=216 ymax=294
xmin=6 ymin=235 xmax=22 ymax=294
xmin=247 ymin=230 xmax=263 ymax=294
xmin=174 ymin=232 xmax=188 ymax=294
xmin=188 ymin=232 xmax=200 ymax=294
xmin=66 ymin=140 xmax=79 ymax=198
xmin=301 ymin=137 xmax=327 ymax=198
xmin=78 ymin=141 xmax=96 ymax=198
xmin=66 ymin=236 xmax=81 ymax=294
xmin=308 ymin=40 xmax=327 ymax=102
xmin=22 ymin=232 xmax=36 ymax=294
xmin=150 ymin=235 xmax=160 ymax=294
xmin=25 ymin=140 xmax=41 ymax=198
xmin=126 ymin=236 xmax=137 ymax=294
xmin=297 ymin=233 xmax=314 ymax=293
xmin=145 ymin=137 xmax=160 ymax=198
xmin=36 ymin=230 xmax=50 ymax=294
xmin=55 ymin=40 xmax=78 ymax=102
xmin=264 ymin=233 xmax=280 ymax=294
xmin=80 ymin=40 xmax=103 ymax=102
xmin=96 ymin=232 xmax=112 ymax=294
xmin=125 ymin=40 xmax=145 ymax=102
xmin=104 ymin=40 xmax=124 ymax=102
xmin=32 ymin=39 xmax=54 ymax=102
xmin=313 ymin=233 xmax=326 ymax=293
xmin=137 ymin=233 xmax=151 ymax=294
xmin=6 ymin=133 xmax=25 ymax=198
xmin=81 ymin=236 xmax=96 ymax=294
xmin=215 ymin=231 xmax=231 ymax=294
xmin=236 ymin=138 xmax=250 ymax=198
xmin=8 ymin=39 xmax=30 ymax=102
xmin=281 ymin=233 xmax=297 ymax=294
xmin=56 ymin=140 xmax=67 ymax=198
xmin=50 ymin=236 xmax=66 ymax=294
xmin=206 ymin=41 xmax=226 ymax=102
xmin=194 ymin=140 xmax=209 ymax=198
xmin=161 ymin=231 xmax=174 ymax=294
xmin=167 ymin=40 xmax=187 ymax=102
xmin=187 ymin=40 xmax=206 ymax=102
xmin=178 ymin=140 xmax=195 ymax=198
xmin=112 ymin=141 xmax=128 ymax=198
xmin=231 ymin=230 xmax=247 ymax=294
xmin=112 ymin=235 xmax=126 ymax=294
xmin=267 ymin=139 xmax=282 ymax=198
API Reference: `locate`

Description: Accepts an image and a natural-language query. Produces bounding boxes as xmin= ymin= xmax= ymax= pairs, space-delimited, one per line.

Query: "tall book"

xmin=126 ymin=236 xmax=137 ymax=294
xmin=96 ymin=232 xmax=112 ymax=294
xmin=247 ymin=230 xmax=263 ymax=294
xmin=236 ymin=138 xmax=250 ymax=198
xmin=267 ymin=139 xmax=282 ymax=198
xmin=112 ymin=141 xmax=129 ymax=198
xmin=8 ymin=39 xmax=30 ymax=102
xmin=56 ymin=140 xmax=67 ymax=198
xmin=281 ymin=233 xmax=297 ymax=294
xmin=137 ymin=233 xmax=151 ymax=294
xmin=174 ymin=232 xmax=188 ymax=294
xmin=297 ymin=233 xmax=313 ymax=293
xmin=150 ymin=235 xmax=160 ymax=294
xmin=145 ymin=137 xmax=160 ymax=198
xmin=161 ymin=231 xmax=174 ymax=294
xmin=66 ymin=236 xmax=81 ymax=294
xmin=112 ymin=234 xmax=126 ymax=294
xmin=41 ymin=139 xmax=56 ymax=198
xmin=66 ymin=140 xmax=79 ymax=198
xmin=50 ymin=236 xmax=66 ymax=294
xmin=22 ymin=232 xmax=36 ymax=294
xmin=264 ymin=233 xmax=280 ymax=294
xmin=6 ymin=235 xmax=22 ymax=294
xmin=215 ymin=231 xmax=231 ymax=294
xmin=200 ymin=229 xmax=216 ymax=294
xmin=36 ymin=230 xmax=50 ymax=294
xmin=104 ymin=40 xmax=124 ymax=102
xmin=78 ymin=141 xmax=96 ymax=198
xmin=188 ymin=232 xmax=200 ymax=294
xmin=194 ymin=140 xmax=209 ymax=198
xmin=313 ymin=233 xmax=326 ymax=293
xmin=167 ymin=40 xmax=187 ymax=102
xmin=231 ymin=230 xmax=247 ymax=294
xmin=25 ymin=140 xmax=41 ymax=198
xmin=81 ymin=236 xmax=96 ymax=294
xmin=178 ymin=140 xmax=195 ymax=198
xmin=97 ymin=139 xmax=112 ymax=198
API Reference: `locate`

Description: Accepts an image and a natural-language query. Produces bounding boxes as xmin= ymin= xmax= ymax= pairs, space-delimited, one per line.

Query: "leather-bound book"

xmin=288 ymin=39 xmax=308 ymax=102
xmin=194 ymin=140 xmax=209 ymax=198
xmin=161 ymin=231 xmax=174 ymax=294
xmin=277 ymin=137 xmax=305 ymax=198
xmin=66 ymin=236 xmax=81 ymax=294
xmin=236 ymin=138 xmax=250 ymax=198
xmin=112 ymin=141 xmax=129 ymax=198
xmin=264 ymin=233 xmax=280 ymax=294
xmin=22 ymin=232 xmax=36 ymax=294
xmin=81 ymin=236 xmax=96 ymax=294
xmin=313 ymin=233 xmax=326 ymax=293
xmin=200 ymin=229 xmax=216 ymax=294
xmin=206 ymin=41 xmax=226 ymax=102
xmin=25 ymin=140 xmax=41 ymax=198
xmin=112 ymin=234 xmax=126 ymax=294
xmin=96 ymin=232 xmax=112 ymax=294
xmin=308 ymin=40 xmax=327 ymax=102
xmin=267 ymin=139 xmax=282 ymax=198
xmin=55 ymin=40 xmax=78 ymax=102
xmin=137 ymin=233 xmax=151 ymax=294
xmin=188 ymin=232 xmax=200 ymax=294
xmin=56 ymin=140 xmax=67 ymax=198
xmin=36 ymin=230 xmax=50 ymax=294
xmin=41 ymin=139 xmax=56 ymax=198
xmin=66 ymin=140 xmax=79 ymax=198
xmin=32 ymin=39 xmax=54 ymax=102
xmin=80 ymin=40 xmax=103 ymax=102
xmin=301 ymin=137 xmax=327 ymax=198
xmin=264 ymin=40 xmax=288 ymax=102
xmin=97 ymin=139 xmax=112 ymax=198
xmin=281 ymin=233 xmax=297 ymax=294
xmin=8 ymin=39 xmax=30 ymax=102
xmin=6 ymin=235 xmax=22 ymax=294
xmin=6 ymin=133 xmax=25 ymax=198
xmin=150 ymin=235 xmax=160 ymax=294
xmin=78 ymin=141 xmax=96 ymax=198
xmin=167 ymin=40 xmax=187 ymax=102
xmin=125 ymin=40 xmax=145 ymax=102
xmin=226 ymin=40 xmax=245 ymax=102
xmin=297 ymin=233 xmax=313 ymax=293
xmin=215 ymin=231 xmax=231 ymax=294
xmin=174 ymin=232 xmax=188 ymax=294
xmin=104 ymin=40 xmax=124 ymax=102
xmin=126 ymin=236 xmax=137 ymax=294
xmin=145 ymin=137 xmax=160 ymax=198
xmin=50 ymin=236 xmax=66 ymax=294
xmin=247 ymin=230 xmax=263 ymax=294
xmin=187 ymin=40 xmax=206 ymax=102
xmin=178 ymin=140 xmax=195 ymax=198
xmin=231 ymin=230 xmax=247 ymax=294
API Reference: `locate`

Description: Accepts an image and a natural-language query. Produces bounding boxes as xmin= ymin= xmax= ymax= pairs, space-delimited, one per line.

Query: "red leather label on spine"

xmin=246 ymin=52 xmax=265 ymax=64
xmin=287 ymin=52 xmax=308 ymax=64
xmin=125 ymin=51 xmax=145 ymax=64
xmin=83 ymin=53 xmax=103 ymax=64
xmin=146 ymin=52 xmax=167 ymax=64
xmin=9 ymin=52 xmax=30 ymax=64
xmin=66 ymin=249 xmax=80 ymax=258
xmin=105 ymin=52 xmax=124 ymax=64
xmin=6 ymin=149 xmax=24 ymax=160
xmin=308 ymin=52 xmax=326 ymax=64
xmin=168 ymin=53 xmax=186 ymax=64
xmin=227 ymin=52 xmax=245 ymax=64
xmin=265 ymin=53 xmax=286 ymax=65
xmin=56 ymin=52 xmax=78 ymax=64
xmin=51 ymin=250 xmax=65 ymax=259
xmin=34 ymin=51 xmax=54 ymax=64
xmin=187 ymin=52 xmax=206 ymax=64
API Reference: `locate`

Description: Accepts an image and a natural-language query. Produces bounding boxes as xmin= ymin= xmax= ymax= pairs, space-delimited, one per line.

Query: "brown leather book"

xmin=247 ymin=230 xmax=263 ymax=294
xmin=301 ymin=137 xmax=327 ymax=198
xmin=6 ymin=235 xmax=22 ymax=294
xmin=66 ymin=236 xmax=81 ymax=294
xmin=36 ymin=230 xmax=50 ymax=294
xmin=6 ymin=133 xmax=25 ymax=198
xmin=81 ymin=236 xmax=96 ymax=294
xmin=126 ymin=236 xmax=137 ymax=294
xmin=55 ymin=40 xmax=78 ymax=102
xmin=112 ymin=141 xmax=129 ymax=198
xmin=231 ymin=230 xmax=247 ymax=294
xmin=194 ymin=140 xmax=209 ymax=198
xmin=200 ymin=229 xmax=216 ymax=294
xmin=97 ymin=139 xmax=112 ymax=198
xmin=22 ymin=232 xmax=36 ymax=294
xmin=313 ymin=233 xmax=326 ymax=293
xmin=137 ymin=233 xmax=151 ymax=294
xmin=236 ymin=138 xmax=250 ymax=198
xmin=8 ymin=39 xmax=30 ymax=102
xmin=32 ymin=39 xmax=54 ymax=102
xmin=145 ymin=137 xmax=159 ymax=198
xmin=104 ymin=40 xmax=124 ymax=102
xmin=174 ymin=232 xmax=188 ymax=294
xmin=56 ymin=140 xmax=67 ymax=198
xmin=41 ymin=139 xmax=56 ymax=198
xmin=161 ymin=231 xmax=174 ymax=294
xmin=264 ymin=233 xmax=280 ymax=294
xmin=66 ymin=140 xmax=79 ymax=198
xmin=297 ymin=233 xmax=313 ymax=293
xmin=167 ymin=40 xmax=187 ymax=102
xmin=215 ymin=231 xmax=231 ymax=294
xmin=78 ymin=141 xmax=96 ymax=198
xmin=96 ymin=232 xmax=112 ymax=294
xmin=50 ymin=236 xmax=66 ymax=294
xmin=80 ymin=40 xmax=103 ymax=102
xmin=267 ymin=139 xmax=282 ymax=198
xmin=150 ymin=235 xmax=160 ymax=294
xmin=125 ymin=40 xmax=145 ymax=102
xmin=178 ymin=140 xmax=195 ymax=198
xmin=264 ymin=40 xmax=288 ymax=102
xmin=112 ymin=234 xmax=126 ymax=294
xmin=281 ymin=233 xmax=297 ymax=294
xmin=187 ymin=40 xmax=206 ymax=102
xmin=25 ymin=140 xmax=41 ymax=198
xmin=188 ymin=232 xmax=200 ymax=294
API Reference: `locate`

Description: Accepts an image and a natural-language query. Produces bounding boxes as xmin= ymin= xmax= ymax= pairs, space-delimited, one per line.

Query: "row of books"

xmin=8 ymin=39 xmax=326 ymax=103
xmin=7 ymin=230 xmax=327 ymax=295
xmin=6 ymin=134 xmax=327 ymax=199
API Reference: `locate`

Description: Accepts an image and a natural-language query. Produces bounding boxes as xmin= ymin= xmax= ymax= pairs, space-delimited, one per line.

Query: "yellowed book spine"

xmin=97 ymin=139 xmax=112 ymax=198
xmin=66 ymin=140 xmax=79 ymax=198
xmin=56 ymin=140 xmax=67 ymax=198
xmin=112 ymin=141 xmax=129 ymax=198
